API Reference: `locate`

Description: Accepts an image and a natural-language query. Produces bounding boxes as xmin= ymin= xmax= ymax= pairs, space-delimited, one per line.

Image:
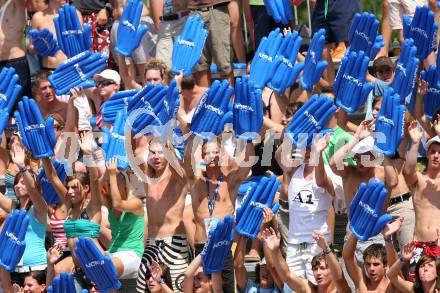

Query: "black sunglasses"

xmin=95 ymin=80 xmax=115 ymax=87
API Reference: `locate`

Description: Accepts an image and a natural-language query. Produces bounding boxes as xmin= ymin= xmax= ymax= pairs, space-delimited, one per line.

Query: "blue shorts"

xmin=312 ymin=0 xmax=360 ymax=43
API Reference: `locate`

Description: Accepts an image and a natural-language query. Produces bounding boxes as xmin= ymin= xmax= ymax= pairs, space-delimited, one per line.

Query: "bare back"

xmin=0 ymin=0 xmax=26 ymax=60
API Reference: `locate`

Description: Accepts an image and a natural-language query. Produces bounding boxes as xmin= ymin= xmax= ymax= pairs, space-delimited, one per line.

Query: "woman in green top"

xmin=101 ymin=158 xmax=144 ymax=279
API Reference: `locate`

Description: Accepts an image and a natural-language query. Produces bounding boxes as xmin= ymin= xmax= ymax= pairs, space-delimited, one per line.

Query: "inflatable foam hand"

xmin=115 ymin=0 xmax=148 ymax=57
xmin=75 ymin=237 xmax=120 ymax=293
xmin=236 ymin=176 xmax=280 ymax=238
xmin=348 ymin=13 xmax=383 ymax=59
xmin=285 ymin=95 xmax=336 ymax=147
xmin=0 ymin=67 xmax=22 ymax=141
xmin=38 ymin=160 xmax=67 ymax=205
xmin=157 ymin=79 xmax=180 ymax=126
xmin=403 ymin=6 xmax=438 ymax=60
xmin=349 ymin=179 xmax=392 ymax=241
xmin=300 ymin=29 xmax=328 ymax=91
xmin=233 ymin=76 xmax=263 ymax=141
xmin=101 ymin=89 xmax=138 ymax=124
xmin=29 ymin=29 xmax=59 ymax=57
xmin=47 ymin=272 xmax=78 ymax=293
xmin=102 ymin=111 xmax=129 ymax=171
xmin=14 ymin=97 xmax=56 ymax=158
xmin=421 ymin=66 xmax=440 ymax=120
xmin=250 ymin=28 xmax=283 ymax=89
xmin=263 ymin=0 xmax=292 ymax=25
xmin=127 ymin=83 xmax=167 ymax=135
xmin=54 ymin=3 xmax=92 ymax=58
xmin=391 ymin=39 xmax=419 ymax=102
xmin=190 ymin=80 xmax=233 ymax=140
xmin=171 ymin=15 xmax=208 ymax=77
xmin=49 ymin=51 xmax=108 ymax=95
xmin=373 ymin=88 xmax=405 ymax=157
xmin=268 ymin=30 xmax=304 ymax=93
xmin=334 ymin=51 xmax=373 ymax=113
xmin=0 ymin=209 xmax=29 ymax=271
xmin=236 ymin=177 xmax=261 ymax=222
xmin=201 ymin=215 xmax=234 ymax=273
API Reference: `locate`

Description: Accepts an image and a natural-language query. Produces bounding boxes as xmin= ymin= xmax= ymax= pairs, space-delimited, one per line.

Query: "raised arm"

xmin=403 ymin=121 xmax=423 ymax=189
xmin=383 ymin=156 xmax=398 ymax=193
xmin=414 ymin=79 xmax=435 ymax=137
xmin=183 ymin=255 xmax=203 ymax=293
xmin=386 ymin=243 xmax=414 ymax=293
xmin=42 ymin=158 xmax=68 ymax=199
xmin=312 ymin=134 xmax=335 ymax=196
xmin=183 ymin=135 xmax=197 ymax=184
xmin=342 ymin=234 xmax=366 ymax=291
xmin=233 ymin=235 xmax=248 ymax=292
xmin=46 ymin=244 xmax=63 ymax=287
xmin=337 ymin=109 xmax=358 ymax=133
xmin=232 ymin=140 xmax=255 ymax=182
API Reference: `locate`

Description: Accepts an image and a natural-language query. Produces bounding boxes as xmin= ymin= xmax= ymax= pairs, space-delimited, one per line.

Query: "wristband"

xmin=385 ymin=237 xmax=393 ymax=244
xmin=399 ymin=255 xmax=409 ymax=263
xmin=19 ymin=165 xmax=27 ymax=173
xmin=323 ymin=248 xmax=332 ymax=256
xmin=159 ymin=278 xmax=165 ymax=285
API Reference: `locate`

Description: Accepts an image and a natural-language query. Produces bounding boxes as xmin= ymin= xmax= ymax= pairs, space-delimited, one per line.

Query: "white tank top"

xmin=288 ymin=164 xmax=333 ymax=244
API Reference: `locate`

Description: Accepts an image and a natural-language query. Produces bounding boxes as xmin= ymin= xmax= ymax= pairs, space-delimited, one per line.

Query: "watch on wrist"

xmin=19 ymin=165 xmax=27 ymax=173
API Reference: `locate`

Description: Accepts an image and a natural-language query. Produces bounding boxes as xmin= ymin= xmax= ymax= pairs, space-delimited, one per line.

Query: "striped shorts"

xmin=136 ymin=234 xmax=191 ymax=293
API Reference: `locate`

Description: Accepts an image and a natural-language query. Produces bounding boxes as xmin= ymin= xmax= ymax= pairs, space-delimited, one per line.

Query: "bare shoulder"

xmin=31 ymin=11 xmax=45 ymax=27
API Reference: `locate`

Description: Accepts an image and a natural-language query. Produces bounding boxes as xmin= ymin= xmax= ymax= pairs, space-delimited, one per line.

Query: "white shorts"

xmin=286 ymin=242 xmax=323 ymax=286
xmin=109 ymin=250 xmax=142 ymax=279
xmin=387 ymin=0 xmax=426 ymax=30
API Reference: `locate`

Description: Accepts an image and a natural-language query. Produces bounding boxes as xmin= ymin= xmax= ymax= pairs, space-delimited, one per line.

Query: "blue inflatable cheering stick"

xmin=421 ymin=65 xmax=440 ymax=120
xmin=373 ymin=88 xmax=405 ymax=157
xmin=54 ymin=3 xmax=92 ymax=58
xmin=0 ymin=209 xmax=29 ymax=271
xmin=403 ymin=5 xmax=438 ymax=60
xmin=190 ymin=80 xmax=234 ymax=141
xmin=233 ymin=76 xmax=263 ymax=141
xmin=75 ymin=237 xmax=121 ymax=293
xmin=102 ymin=111 xmax=129 ymax=171
xmin=47 ymin=272 xmax=88 ymax=293
xmin=285 ymin=94 xmax=336 ymax=147
xmin=171 ymin=15 xmax=208 ymax=77
xmin=48 ymin=51 xmax=108 ymax=95
xmin=29 ymin=29 xmax=60 ymax=57
xmin=268 ymin=30 xmax=304 ymax=93
xmin=115 ymin=0 xmax=149 ymax=57
xmin=349 ymin=179 xmax=392 ymax=241
xmin=391 ymin=38 xmax=419 ymax=102
xmin=334 ymin=51 xmax=373 ymax=113
xmin=14 ymin=97 xmax=56 ymax=158
xmin=300 ymin=29 xmax=328 ymax=91
xmin=348 ymin=12 xmax=384 ymax=59
xmin=38 ymin=160 xmax=68 ymax=205
xmin=101 ymin=89 xmax=139 ymax=124
xmin=250 ymin=28 xmax=283 ymax=89
xmin=0 ymin=67 xmax=22 ymax=142
xmin=200 ymin=215 xmax=234 ymax=273
xmin=263 ymin=0 xmax=292 ymax=25
xmin=156 ymin=79 xmax=181 ymax=126
xmin=236 ymin=176 xmax=281 ymax=238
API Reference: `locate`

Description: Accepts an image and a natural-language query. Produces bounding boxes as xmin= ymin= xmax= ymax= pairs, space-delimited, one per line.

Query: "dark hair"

xmin=363 ymin=244 xmax=387 ymax=265
xmin=311 ymin=253 xmax=327 ymax=270
xmin=181 ymin=75 xmax=196 ymax=90
xmin=254 ymin=264 xmax=261 ymax=284
xmin=145 ymin=261 xmax=173 ymax=290
xmin=25 ymin=270 xmax=46 ymax=286
xmin=66 ymin=172 xmax=90 ymax=188
xmin=414 ymin=255 xmax=440 ymax=293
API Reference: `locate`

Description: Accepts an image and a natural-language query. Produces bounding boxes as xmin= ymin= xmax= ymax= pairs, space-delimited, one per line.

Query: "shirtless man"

xmin=33 ymin=70 xmax=67 ymax=120
xmin=30 ymin=0 xmax=82 ymax=70
xmin=402 ymin=121 xmax=440 ymax=280
xmin=0 ymin=0 xmax=32 ymax=98
xmin=177 ymin=75 xmax=206 ymax=125
xmin=184 ymin=135 xmax=254 ymax=293
xmin=136 ymin=139 xmax=190 ymax=293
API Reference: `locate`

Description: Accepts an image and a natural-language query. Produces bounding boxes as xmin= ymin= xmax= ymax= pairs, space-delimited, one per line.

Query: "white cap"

xmin=351 ymin=136 xmax=375 ymax=154
xmin=94 ymin=69 xmax=121 ymax=84
xmin=426 ymin=136 xmax=440 ymax=150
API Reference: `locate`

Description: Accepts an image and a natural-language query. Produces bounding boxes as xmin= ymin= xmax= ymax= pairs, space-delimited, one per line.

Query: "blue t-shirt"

xmin=21 ymin=207 xmax=47 ymax=267
xmin=239 ymin=280 xmax=282 ymax=293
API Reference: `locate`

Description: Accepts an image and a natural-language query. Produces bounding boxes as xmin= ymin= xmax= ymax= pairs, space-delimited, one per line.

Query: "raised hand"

xmin=47 ymin=244 xmax=64 ymax=265
xmin=420 ymin=66 xmax=440 ymax=120
xmin=263 ymin=0 xmax=292 ymax=25
xmin=349 ymin=178 xmax=392 ymax=241
xmin=401 ymin=242 xmax=415 ymax=262
xmin=200 ymin=215 xmax=234 ymax=273
xmin=334 ymin=51 xmax=373 ymax=113
xmin=38 ymin=160 xmax=67 ymax=205
xmin=285 ymin=94 xmax=336 ymax=148
xmin=268 ymin=30 xmax=304 ymax=93
xmin=190 ymin=80 xmax=234 ymax=141
xmin=115 ymin=0 xmax=149 ymax=56
xmin=408 ymin=120 xmax=423 ymax=144
xmin=107 ymin=157 xmax=119 ymax=176
xmin=262 ymin=227 xmax=281 ymax=252
xmin=101 ymin=89 xmax=139 ymax=124
xmin=312 ymin=230 xmax=330 ymax=251
xmin=374 ymin=88 xmax=405 ymax=157
xmin=102 ymin=111 xmax=129 ymax=171
xmin=0 ymin=67 xmax=22 ymax=142
xmin=381 ymin=215 xmax=404 ymax=238
xmin=348 ymin=12 xmax=383 ymax=59
xmin=233 ymin=76 xmax=263 ymax=141
xmin=0 ymin=209 xmax=29 ymax=271
xmin=312 ymin=133 xmax=331 ymax=153
xmin=49 ymin=51 xmax=108 ymax=95
xmin=79 ymin=131 xmax=94 ymax=156
xmin=300 ymin=29 xmax=328 ymax=91
xmin=354 ymin=120 xmax=374 ymax=140
xmin=14 ymin=97 xmax=56 ymax=158
xmin=29 ymin=29 xmax=60 ymax=57
xmin=236 ymin=176 xmax=280 ymax=238
xmin=54 ymin=3 xmax=92 ymax=58
xmin=75 ymin=237 xmax=121 ymax=292
xmin=391 ymin=39 xmax=419 ymax=102
xmin=150 ymin=261 xmax=163 ymax=283
xmin=250 ymin=28 xmax=283 ymax=89
xmin=403 ymin=5 xmax=438 ymax=60
xmin=10 ymin=144 xmax=26 ymax=168
xmin=171 ymin=15 xmax=208 ymax=77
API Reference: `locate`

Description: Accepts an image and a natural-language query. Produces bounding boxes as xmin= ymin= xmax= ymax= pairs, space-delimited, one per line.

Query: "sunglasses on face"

xmin=95 ymin=80 xmax=115 ymax=87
